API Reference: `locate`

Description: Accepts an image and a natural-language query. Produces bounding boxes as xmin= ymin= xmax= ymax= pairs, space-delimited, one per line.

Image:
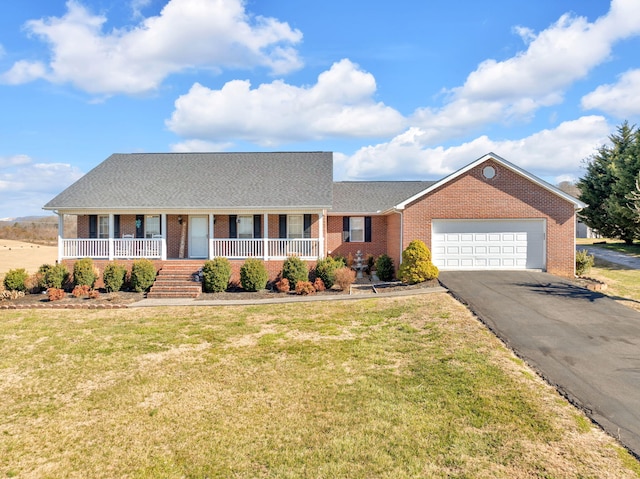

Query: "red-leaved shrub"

xmin=334 ymin=267 xmax=356 ymax=291
xmin=295 ymin=281 xmax=315 ymax=295
xmin=47 ymin=288 xmax=66 ymax=301
xmin=275 ymin=277 xmax=290 ymax=293
xmin=72 ymin=284 xmax=91 ymax=298
xmin=313 ymin=277 xmax=325 ymax=292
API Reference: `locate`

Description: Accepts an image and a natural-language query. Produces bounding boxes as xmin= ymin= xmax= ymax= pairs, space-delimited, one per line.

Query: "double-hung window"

xmin=349 ymin=217 xmax=365 ymax=243
xmin=145 ymin=215 xmax=160 ymax=238
xmin=287 ymin=215 xmax=304 ymax=239
xmin=237 ymin=216 xmax=254 ymax=239
xmin=98 ymin=215 xmax=109 ymax=239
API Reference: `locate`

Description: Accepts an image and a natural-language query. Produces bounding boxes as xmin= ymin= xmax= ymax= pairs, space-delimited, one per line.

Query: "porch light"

xmin=178 ymin=215 xmax=183 ymax=224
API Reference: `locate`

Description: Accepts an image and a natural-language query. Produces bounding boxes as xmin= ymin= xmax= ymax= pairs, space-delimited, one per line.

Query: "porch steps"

xmin=147 ymin=261 xmax=204 ymax=299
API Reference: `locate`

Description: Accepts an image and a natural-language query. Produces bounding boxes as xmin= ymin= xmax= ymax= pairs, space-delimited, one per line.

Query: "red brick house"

xmin=44 ymin=151 xmax=584 ymax=279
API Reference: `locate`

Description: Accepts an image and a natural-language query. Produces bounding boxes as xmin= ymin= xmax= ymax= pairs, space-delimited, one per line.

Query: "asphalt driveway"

xmin=439 ymin=270 xmax=640 ymax=458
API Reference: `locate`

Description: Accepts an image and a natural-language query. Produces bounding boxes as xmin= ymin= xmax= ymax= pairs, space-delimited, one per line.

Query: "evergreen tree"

xmin=578 ymin=122 xmax=640 ymax=244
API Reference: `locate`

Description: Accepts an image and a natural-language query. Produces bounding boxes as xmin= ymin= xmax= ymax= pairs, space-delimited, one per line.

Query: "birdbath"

xmin=353 ymin=250 xmax=365 ymax=279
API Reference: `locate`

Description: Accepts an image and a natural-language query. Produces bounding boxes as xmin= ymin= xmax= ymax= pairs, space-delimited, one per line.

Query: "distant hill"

xmin=0 ymin=215 xmax=76 ymax=245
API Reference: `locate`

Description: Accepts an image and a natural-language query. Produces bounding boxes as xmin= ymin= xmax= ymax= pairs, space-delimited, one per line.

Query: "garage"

xmin=431 ymin=219 xmax=546 ymax=270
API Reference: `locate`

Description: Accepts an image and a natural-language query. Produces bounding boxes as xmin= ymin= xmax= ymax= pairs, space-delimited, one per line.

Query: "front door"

xmin=189 ymin=216 xmax=208 ymax=258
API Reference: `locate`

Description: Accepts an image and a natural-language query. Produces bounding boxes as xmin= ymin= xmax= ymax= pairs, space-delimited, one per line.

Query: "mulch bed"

xmin=1 ymin=280 xmax=442 ymax=309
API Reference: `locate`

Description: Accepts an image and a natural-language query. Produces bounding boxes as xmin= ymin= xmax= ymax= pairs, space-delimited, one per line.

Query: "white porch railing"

xmin=210 ymin=238 xmax=319 ymax=259
xmin=60 ymin=238 xmax=319 ymax=260
xmin=61 ymin=238 xmax=163 ymax=259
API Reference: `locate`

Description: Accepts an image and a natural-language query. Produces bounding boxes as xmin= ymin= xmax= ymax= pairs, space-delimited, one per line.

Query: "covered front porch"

xmin=55 ymin=212 xmax=325 ymax=262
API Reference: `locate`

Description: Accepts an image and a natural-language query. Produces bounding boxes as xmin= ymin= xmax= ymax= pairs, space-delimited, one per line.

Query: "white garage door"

xmin=432 ymin=220 xmax=545 ymax=270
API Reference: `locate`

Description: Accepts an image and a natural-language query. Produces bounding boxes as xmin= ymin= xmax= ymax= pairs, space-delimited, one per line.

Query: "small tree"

xmin=3 ymin=269 xmax=28 ymax=292
xmin=375 ymin=254 xmax=394 ymax=282
xmin=73 ymin=258 xmax=97 ymax=287
xmin=240 ymin=259 xmax=268 ymax=292
xmin=398 ymin=240 xmax=439 ymax=284
xmin=314 ymin=256 xmax=344 ymax=289
xmin=103 ymin=262 xmax=127 ymax=292
xmin=42 ymin=264 xmax=69 ymax=289
xmin=575 ymin=249 xmax=595 ymax=276
xmin=281 ymin=256 xmax=309 ymax=290
xmin=131 ymin=259 xmax=157 ymax=292
xmin=202 ymin=257 xmax=232 ymax=293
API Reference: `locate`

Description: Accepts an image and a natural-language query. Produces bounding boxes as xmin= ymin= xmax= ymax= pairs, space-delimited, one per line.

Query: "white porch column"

xmin=318 ymin=210 xmax=325 ymax=259
xmin=108 ymin=214 xmax=115 ymax=260
xmin=209 ymin=214 xmax=215 ymax=259
xmin=57 ymin=212 xmax=64 ymax=263
xmin=161 ymin=213 xmax=167 ymax=260
xmin=263 ymin=213 xmax=269 ymax=260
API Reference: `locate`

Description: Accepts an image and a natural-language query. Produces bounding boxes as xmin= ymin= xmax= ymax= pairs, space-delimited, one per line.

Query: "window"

xmin=288 ymin=215 xmax=304 ymax=239
xmin=237 ymin=215 xmax=253 ymax=239
xmin=145 ymin=215 xmax=160 ymax=238
xmin=98 ymin=215 xmax=109 ymax=239
xmin=349 ymin=217 xmax=365 ymax=242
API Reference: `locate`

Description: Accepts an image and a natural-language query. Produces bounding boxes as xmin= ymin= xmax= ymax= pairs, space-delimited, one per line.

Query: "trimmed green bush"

xmin=576 ymin=249 xmax=595 ymax=276
xmin=281 ymin=256 xmax=309 ymax=290
xmin=314 ymin=256 xmax=344 ymax=289
xmin=73 ymin=258 xmax=97 ymax=287
xmin=4 ymin=268 xmax=28 ymax=292
xmin=103 ymin=262 xmax=127 ymax=292
xmin=375 ymin=254 xmax=395 ymax=282
xmin=240 ymin=259 xmax=268 ymax=292
xmin=398 ymin=240 xmax=439 ymax=284
xmin=42 ymin=264 xmax=69 ymax=289
xmin=131 ymin=259 xmax=157 ymax=292
xmin=202 ymin=257 xmax=232 ymax=293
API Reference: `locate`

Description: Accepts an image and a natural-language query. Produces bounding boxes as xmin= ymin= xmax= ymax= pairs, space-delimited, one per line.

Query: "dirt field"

xmin=0 ymin=239 xmax=58 ymax=277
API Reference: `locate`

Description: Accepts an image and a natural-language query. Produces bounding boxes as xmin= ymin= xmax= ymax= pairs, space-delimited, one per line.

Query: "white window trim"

xmin=350 ymin=216 xmax=365 ymax=243
xmin=98 ymin=215 xmax=109 ymax=239
xmin=238 ymin=215 xmax=254 ymax=239
xmin=145 ymin=214 xmax=161 ymax=239
xmin=288 ymin=214 xmax=304 ymax=239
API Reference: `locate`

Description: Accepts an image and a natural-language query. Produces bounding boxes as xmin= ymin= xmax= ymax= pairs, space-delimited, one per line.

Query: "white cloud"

xmin=0 ymin=0 xmax=302 ymax=95
xmin=0 ymin=157 xmax=84 ymax=217
xmin=581 ymin=69 xmax=640 ymax=117
xmin=167 ymin=59 xmax=406 ymax=144
xmin=131 ymin=0 xmax=152 ymax=19
xmin=337 ymin=116 xmax=610 ymax=182
xmin=409 ymin=0 xmax=640 ymax=144
xmin=170 ymin=139 xmax=234 ymax=152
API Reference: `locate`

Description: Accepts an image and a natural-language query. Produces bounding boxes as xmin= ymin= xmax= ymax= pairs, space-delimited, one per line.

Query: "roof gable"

xmin=394 ymin=152 xmax=586 ymax=210
xmin=45 ymin=152 xmax=333 ymax=211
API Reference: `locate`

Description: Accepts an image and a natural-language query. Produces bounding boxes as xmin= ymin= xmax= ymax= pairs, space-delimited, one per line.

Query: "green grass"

xmin=1 ymin=296 xmax=638 ymax=478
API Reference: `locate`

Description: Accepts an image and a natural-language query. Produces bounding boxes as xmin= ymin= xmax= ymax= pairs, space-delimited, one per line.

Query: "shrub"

xmin=42 ymin=264 xmax=70 ymax=289
xmin=202 ymin=257 xmax=232 ymax=293
xmin=2 ymin=290 xmax=25 ymax=301
xmin=47 ymin=288 xmax=66 ymax=301
xmin=88 ymin=289 xmax=100 ymax=299
xmin=282 ymin=256 xmax=309 ymax=289
xmin=73 ymin=258 xmax=97 ymax=287
xmin=295 ymin=280 xmax=315 ymax=295
xmin=72 ymin=284 xmax=91 ymax=298
xmin=334 ymin=267 xmax=356 ymax=291
xmin=375 ymin=254 xmax=395 ymax=282
xmin=3 ymin=269 xmax=28 ymax=292
xmin=25 ymin=273 xmax=43 ymax=294
xmin=240 ymin=259 xmax=268 ymax=292
xmin=275 ymin=277 xmax=290 ymax=293
xmin=576 ymin=249 xmax=595 ymax=276
xmin=103 ymin=262 xmax=127 ymax=292
xmin=313 ymin=277 xmax=326 ymax=292
xmin=398 ymin=240 xmax=439 ymax=284
xmin=130 ymin=259 xmax=157 ymax=292
xmin=314 ymin=256 xmax=344 ymax=289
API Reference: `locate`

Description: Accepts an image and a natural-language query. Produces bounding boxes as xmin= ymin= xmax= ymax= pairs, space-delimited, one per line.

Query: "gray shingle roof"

xmin=330 ymin=181 xmax=436 ymax=213
xmin=45 ymin=152 xmax=333 ymax=211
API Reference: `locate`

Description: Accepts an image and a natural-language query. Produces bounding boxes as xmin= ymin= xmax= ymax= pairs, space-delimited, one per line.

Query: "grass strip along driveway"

xmin=1 ymin=295 xmax=639 ymax=478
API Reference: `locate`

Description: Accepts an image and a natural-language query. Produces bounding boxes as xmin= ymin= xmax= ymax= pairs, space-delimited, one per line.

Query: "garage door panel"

xmin=432 ymin=220 xmax=545 ymax=271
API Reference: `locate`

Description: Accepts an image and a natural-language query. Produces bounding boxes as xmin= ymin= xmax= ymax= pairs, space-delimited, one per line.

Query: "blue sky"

xmin=1 ymin=0 xmax=640 ymax=219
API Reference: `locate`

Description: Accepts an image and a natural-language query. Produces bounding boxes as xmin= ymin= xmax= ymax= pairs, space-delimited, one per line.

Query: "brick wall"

xmin=326 ymin=215 xmax=388 ymax=260
xmin=401 ymin=160 xmax=576 ymax=276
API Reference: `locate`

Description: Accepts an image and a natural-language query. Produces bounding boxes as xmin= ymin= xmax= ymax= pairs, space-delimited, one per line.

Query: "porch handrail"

xmin=209 ymin=238 xmax=319 ymax=259
xmin=60 ymin=238 xmax=163 ymax=259
xmin=210 ymin=238 xmax=264 ymax=258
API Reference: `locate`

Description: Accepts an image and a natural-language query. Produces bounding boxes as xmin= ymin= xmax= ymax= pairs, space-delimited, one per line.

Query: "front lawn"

xmin=1 ymin=295 xmax=638 ymax=478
